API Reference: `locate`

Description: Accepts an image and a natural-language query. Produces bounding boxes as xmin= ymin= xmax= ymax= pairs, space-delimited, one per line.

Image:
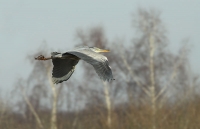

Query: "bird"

xmin=35 ymin=46 xmax=114 ymax=84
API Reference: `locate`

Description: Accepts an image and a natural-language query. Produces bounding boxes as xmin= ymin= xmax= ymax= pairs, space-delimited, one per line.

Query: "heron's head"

xmin=89 ymin=47 xmax=110 ymax=53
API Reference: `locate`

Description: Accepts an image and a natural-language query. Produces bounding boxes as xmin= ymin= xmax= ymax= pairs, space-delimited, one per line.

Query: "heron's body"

xmin=35 ymin=46 xmax=114 ymax=84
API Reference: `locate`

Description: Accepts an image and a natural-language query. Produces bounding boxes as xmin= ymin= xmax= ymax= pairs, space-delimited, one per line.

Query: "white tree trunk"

xmin=103 ymin=82 xmax=111 ymax=128
xmin=47 ymin=67 xmax=58 ymax=129
xmin=21 ymin=88 xmax=44 ymax=129
xmin=149 ymin=33 xmax=156 ymax=129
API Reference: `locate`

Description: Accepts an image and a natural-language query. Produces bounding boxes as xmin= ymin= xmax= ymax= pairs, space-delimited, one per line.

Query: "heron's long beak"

xmin=98 ymin=49 xmax=110 ymax=53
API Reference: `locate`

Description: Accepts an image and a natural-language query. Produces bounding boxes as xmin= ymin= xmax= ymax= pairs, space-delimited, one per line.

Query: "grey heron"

xmin=35 ymin=46 xmax=114 ymax=84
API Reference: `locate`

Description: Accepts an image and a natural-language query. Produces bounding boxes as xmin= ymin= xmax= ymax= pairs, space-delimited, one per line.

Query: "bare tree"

xmin=76 ymin=27 xmax=115 ymax=128
xmin=21 ymin=86 xmax=44 ymax=129
xmin=47 ymin=66 xmax=59 ymax=129
xmin=14 ymin=45 xmax=62 ymax=129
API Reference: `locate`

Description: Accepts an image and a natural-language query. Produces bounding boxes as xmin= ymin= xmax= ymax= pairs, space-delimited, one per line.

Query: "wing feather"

xmin=52 ymin=57 xmax=79 ymax=84
xmin=64 ymin=47 xmax=114 ymax=81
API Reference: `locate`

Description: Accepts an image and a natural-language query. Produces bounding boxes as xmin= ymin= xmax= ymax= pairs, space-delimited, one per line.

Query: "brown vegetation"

xmin=1 ymin=100 xmax=200 ymax=129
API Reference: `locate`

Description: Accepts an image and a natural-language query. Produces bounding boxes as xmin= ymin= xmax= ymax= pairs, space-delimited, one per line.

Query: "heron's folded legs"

xmin=35 ymin=55 xmax=52 ymax=60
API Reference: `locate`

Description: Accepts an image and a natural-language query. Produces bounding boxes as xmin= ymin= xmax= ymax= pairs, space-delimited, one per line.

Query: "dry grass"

xmin=1 ymin=98 xmax=200 ymax=129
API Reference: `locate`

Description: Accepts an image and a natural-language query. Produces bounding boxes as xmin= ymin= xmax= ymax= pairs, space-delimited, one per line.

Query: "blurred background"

xmin=1 ymin=0 xmax=200 ymax=129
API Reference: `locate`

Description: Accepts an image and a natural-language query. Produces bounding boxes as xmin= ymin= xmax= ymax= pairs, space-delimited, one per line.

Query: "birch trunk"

xmin=149 ymin=33 xmax=156 ymax=129
xmin=103 ymin=82 xmax=111 ymax=128
xmin=47 ymin=67 xmax=58 ymax=129
xmin=21 ymin=88 xmax=44 ymax=129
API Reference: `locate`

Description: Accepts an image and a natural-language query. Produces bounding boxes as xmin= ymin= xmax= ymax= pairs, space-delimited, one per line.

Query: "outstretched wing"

xmin=63 ymin=47 xmax=114 ymax=81
xmin=51 ymin=52 xmax=79 ymax=84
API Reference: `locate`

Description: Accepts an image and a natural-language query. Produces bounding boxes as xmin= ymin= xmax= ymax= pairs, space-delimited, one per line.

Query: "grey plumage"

xmin=51 ymin=46 xmax=114 ymax=84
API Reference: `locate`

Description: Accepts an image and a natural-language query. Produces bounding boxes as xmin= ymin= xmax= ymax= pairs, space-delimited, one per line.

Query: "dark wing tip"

xmin=52 ymin=68 xmax=75 ymax=84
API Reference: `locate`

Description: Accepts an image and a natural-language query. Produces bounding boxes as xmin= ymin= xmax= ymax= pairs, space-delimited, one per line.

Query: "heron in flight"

xmin=35 ymin=46 xmax=114 ymax=84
